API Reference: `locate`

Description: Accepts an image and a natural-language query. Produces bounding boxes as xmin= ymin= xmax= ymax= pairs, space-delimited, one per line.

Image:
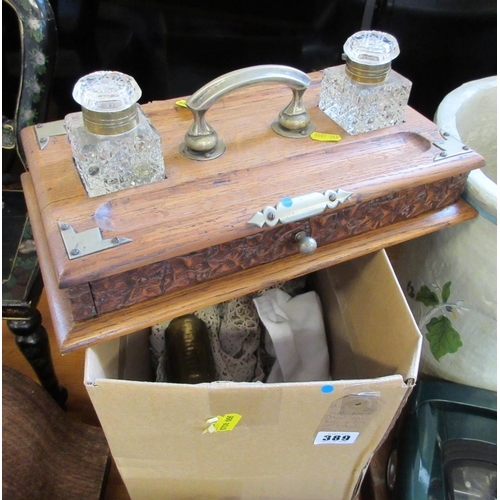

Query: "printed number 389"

xmin=323 ymin=434 xmax=351 ymax=442
xmin=314 ymin=431 xmax=359 ymax=445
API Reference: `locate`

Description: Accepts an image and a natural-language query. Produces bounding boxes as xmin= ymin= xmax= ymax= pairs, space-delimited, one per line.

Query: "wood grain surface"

xmin=21 ymin=71 xmax=483 ymax=289
xmin=20 ymin=68 xmax=482 ymax=353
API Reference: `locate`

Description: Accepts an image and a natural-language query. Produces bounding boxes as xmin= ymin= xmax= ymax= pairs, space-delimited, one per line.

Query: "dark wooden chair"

xmin=2 ymin=365 xmax=110 ymax=500
xmin=2 ymin=0 xmax=67 ymax=407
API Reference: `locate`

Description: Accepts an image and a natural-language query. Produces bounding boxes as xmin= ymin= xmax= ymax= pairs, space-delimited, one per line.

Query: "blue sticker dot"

xmin=321 ymin=385 xmax=334 ymax=394
xmin=281 ymin=197 xmax=293 ymax=208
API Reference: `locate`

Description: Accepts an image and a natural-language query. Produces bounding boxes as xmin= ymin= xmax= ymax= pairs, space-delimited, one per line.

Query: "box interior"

xmin=86 ymin=251 xmax=421 ymax=386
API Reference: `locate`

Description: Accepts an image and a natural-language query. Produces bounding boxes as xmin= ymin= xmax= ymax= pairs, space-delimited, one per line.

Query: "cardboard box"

xmin=85 ymin=250 xmax=421 ymax=500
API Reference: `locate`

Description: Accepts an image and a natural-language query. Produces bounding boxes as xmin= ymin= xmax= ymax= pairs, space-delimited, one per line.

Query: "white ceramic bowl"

xmin=435 ymin=76 xmax=497 ymax=223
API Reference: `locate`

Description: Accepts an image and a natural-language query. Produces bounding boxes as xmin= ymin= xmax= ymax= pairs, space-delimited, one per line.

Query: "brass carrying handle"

xmin=179 ymin=65 xmax=315 ymax=161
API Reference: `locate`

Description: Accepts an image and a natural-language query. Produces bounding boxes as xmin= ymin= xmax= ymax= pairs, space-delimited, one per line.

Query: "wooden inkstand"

xmin=21 ymin=67 xmax=482 ymax=354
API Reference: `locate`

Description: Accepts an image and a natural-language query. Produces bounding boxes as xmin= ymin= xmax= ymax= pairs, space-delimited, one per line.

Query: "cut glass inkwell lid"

xmin=72 ymin=71 xmax=142 ymax=135
xmin=343 ymin=31 xmax=400 ymax=84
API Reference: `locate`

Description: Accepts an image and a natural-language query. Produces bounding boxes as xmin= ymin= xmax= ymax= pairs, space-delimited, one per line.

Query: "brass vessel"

xmin=164 ymin=315 xmax=216 ymax=384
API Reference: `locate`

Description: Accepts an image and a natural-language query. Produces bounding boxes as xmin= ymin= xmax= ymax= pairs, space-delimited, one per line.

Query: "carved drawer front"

xmin=68 ymin=221 xmax=310 ymax=320
xmin=311 ymin=174 xmax=467 ymax=246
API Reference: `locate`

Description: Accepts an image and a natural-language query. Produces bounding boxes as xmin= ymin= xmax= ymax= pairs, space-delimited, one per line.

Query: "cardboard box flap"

xmin=84 ymin=335 xmax=121 ymax=384
xmin=21 ymin=71 xmax=483 ymax=288
xmin=314 ymin=251 xmax=422 ymax=383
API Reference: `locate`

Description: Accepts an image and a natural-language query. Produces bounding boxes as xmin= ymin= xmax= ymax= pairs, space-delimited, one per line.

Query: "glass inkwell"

xmin=319 ymin=30 xmax=412 ymax=135
xmin=65 ymin=71 xmax=165 ymax=197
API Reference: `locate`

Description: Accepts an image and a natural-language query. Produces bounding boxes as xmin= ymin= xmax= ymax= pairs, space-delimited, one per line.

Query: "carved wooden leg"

xmin=7 ymin=309 xmax=68 ymax=408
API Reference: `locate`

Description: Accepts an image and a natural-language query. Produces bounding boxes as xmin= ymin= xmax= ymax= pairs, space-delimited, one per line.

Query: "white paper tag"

xmin=314 ymin=431 xmax=359 ymax=445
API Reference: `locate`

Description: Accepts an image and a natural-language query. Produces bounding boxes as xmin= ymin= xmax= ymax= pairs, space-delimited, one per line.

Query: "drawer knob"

xmin=295 ymin=231 xmax=317 ymax=255
xmin=179 ymin=65 xmax=315 ymax=161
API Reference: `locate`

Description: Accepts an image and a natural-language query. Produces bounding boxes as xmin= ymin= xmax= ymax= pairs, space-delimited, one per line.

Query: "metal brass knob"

xmin=295 ymin=231 xmax=317 ymax=255
xmin=179 ymin=65 xmax=315 ymax=161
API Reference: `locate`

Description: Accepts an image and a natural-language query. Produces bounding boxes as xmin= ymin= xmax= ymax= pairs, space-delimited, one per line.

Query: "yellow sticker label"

xmin=310 ymin=132 xmax=342 ymax=142
xmin=175 ymin=99 xmax=188 ymax=108
xmin=204 ymin=413 xmax=242 ymax=434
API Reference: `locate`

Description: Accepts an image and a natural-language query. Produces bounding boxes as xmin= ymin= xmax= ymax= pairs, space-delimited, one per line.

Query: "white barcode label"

xmin=314 ymin=431 xmax=359 ymax=445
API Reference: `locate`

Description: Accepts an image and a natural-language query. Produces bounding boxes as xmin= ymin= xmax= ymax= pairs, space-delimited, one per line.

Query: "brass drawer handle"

xmin=179 ymin=65 xmax=315 ymax=161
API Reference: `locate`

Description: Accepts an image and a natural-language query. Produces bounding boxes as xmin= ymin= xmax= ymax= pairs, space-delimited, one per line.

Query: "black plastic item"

xmin=390 ymin=380 xmax=497 ymax=500
xmin=443 ymin=439 xmax=497 ymax=500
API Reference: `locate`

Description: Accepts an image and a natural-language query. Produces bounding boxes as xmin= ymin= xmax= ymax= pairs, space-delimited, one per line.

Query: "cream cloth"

xmin=253 ymin=289 xmax=331 ymax=383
